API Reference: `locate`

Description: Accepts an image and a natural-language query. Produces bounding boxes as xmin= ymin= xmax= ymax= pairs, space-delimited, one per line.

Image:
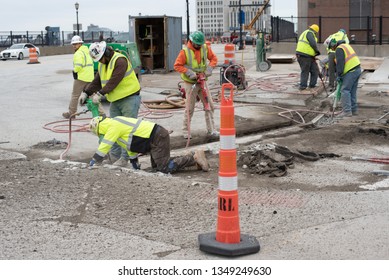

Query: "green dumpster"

xmin=84 ymin=42 xmax=141 ymax=75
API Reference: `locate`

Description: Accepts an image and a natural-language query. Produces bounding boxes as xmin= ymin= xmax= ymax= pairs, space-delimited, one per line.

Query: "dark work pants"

xmin=150 ymin=126 xmax=196 ymax=174
xmin=328 ymin=52 xmax=336 ymax=88
xmin=297 ymin=55 xmax=319 ymax=89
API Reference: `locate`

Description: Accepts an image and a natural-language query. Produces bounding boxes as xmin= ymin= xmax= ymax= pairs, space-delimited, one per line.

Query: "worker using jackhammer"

xmin=88 ymin=116 xmax=209 ymax=173
xmin=79 ymin=41 xmax=141 ymax=168
xmin=62 ymin=35 xmax=94 ymax=119
xmin=323 ymin=29 xmax=349 ymax=91
xmin=174 ymin=31 xmax=219 ymax=139
xmin=295 ymin=24 xmax=321 ymax=92
xmin=328 ymin=38 xmax=361 ymax=118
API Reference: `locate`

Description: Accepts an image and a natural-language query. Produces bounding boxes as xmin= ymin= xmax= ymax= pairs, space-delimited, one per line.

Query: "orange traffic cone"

xmin=27 ymin=48 xmax=40 ymax=64
xmin=198 ymin=83 xmax=260 ymax=256
xmin=224 ymin=44 xmax=235 ymax=65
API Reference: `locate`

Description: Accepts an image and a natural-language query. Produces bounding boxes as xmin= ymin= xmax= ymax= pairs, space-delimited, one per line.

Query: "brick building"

xmin=298 ymin=0 xmax=389 ymax=44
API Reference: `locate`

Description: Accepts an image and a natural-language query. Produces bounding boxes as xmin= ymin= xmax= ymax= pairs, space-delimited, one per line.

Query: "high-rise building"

xmin=196 ymin=0 xmax=271 ymax=37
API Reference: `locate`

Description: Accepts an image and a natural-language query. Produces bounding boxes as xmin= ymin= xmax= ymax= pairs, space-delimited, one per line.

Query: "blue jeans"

xmin=340 ymin=67 xmax=361 ymax=113
xmin=110 ymin=93 xmax=141 ymax=160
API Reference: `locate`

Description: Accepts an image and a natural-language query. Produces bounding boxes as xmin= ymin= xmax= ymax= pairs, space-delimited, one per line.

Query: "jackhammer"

xmin=59 ymin=98 xmax=101 ymax=160
xmin=196 ymin=72 xmax=210 ymax=111
xmin=85 ymin=98 xmax=100 ymax=118
xmin=331 ymin=80 xmax=342 ymax=119
xmin=182 ymin=72 xmax=214 ymax=145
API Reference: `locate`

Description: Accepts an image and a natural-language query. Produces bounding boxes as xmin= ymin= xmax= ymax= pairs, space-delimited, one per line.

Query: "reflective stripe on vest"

xmin=181 ymin=45 xmax=208 ymax=83
xmin=114 ymin=117 xmax=142 ymax=149
xmin=98 ymin=52 xmax=140 ymax=102
xmin=74 ymin=45 xmax=94 ymax=82
xmin=296 ymin=29 xmax=317 ymax=56
xmin=338 ymin=44 xmax=360 ymax=75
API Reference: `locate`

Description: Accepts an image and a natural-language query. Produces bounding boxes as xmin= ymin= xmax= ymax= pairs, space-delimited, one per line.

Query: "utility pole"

xmin=186 ymin=0 xmax=190 ymax=41
xmin=239 ymin=0 xmax=243 ymax=50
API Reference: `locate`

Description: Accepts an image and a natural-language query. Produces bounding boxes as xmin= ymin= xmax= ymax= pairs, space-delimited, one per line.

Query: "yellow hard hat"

xmin=309 ymin=24 xmax=319 ymax=33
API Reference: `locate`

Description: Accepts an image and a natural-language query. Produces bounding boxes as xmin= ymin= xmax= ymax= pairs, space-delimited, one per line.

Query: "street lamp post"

xmin=75 ymin=2 xmax=79 ymax=35
xmin=239 ymin=0 xmax=243 ymax=50
xmin=186 ymin=0 xmax=190 ymax=41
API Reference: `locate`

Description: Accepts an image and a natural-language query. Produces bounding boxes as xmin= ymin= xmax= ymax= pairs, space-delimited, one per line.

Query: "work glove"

xmin=130 ymin=157 xmax=141 ymax=170
xmin=72 ymin=71 xmax=78 ymax=80
xmin=91 ymin=92 xmax=103 ymax=104
xmin=205 ymin=66 xmax=213 ymax=77
xmin=78 ymin=91 xmax=88 ymax=106
xmin=186 ymin=69 xmax=197 ymax=80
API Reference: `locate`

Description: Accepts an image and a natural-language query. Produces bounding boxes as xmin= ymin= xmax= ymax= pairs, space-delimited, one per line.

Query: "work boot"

xmin=207 ymin=130 xmax=219 ymax=138
xmin=299 ymin=88 xmax=311 ymax=94
xmin=193 ymin=150 xmax=209 ymax=172
xmin=113 ymin=157 xmax=128 ymax=167
xmin=62 ymin=112 xmax=75 ymax=119
xmin=336 ymin=111 xmax=352 ymax=119
xmin=102 ymin=155 xmax=119 ymax=165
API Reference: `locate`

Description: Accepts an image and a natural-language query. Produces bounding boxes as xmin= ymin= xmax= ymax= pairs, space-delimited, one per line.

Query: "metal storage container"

xmin=128 ymin=15 xmax=182 ymax=73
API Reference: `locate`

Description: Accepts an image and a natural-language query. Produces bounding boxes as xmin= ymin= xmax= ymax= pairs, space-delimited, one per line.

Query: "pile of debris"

xmin=237 ymin=143 xmax=340 ymax=177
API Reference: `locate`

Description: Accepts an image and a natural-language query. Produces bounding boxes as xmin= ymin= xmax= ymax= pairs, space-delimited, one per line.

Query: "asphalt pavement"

xmin=1 ymin=44 xmax=389 ymax=261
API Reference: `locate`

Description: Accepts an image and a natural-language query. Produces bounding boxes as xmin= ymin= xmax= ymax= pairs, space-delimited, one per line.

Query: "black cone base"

xmin=198 ymin=232 xmax=260 ymax=257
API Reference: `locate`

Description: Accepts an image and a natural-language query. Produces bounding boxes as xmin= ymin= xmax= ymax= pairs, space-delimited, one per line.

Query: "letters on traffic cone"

xmin=198 ymin=83 xmax=260 ymax=256
xmin=27 ymin=48 xmax=40 ymax=64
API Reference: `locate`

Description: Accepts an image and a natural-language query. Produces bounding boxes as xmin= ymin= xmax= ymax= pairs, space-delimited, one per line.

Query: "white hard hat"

xmin=89 ymin=41 xmax=106 ymax=62
xmin=71 ymin=35 xmax=83 ymax=44
xmin=89 ymin=116 xmax=101 ymax=135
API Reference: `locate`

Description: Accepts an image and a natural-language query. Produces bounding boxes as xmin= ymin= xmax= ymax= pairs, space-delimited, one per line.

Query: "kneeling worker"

xmin=88 ymin=116 xmax=209 ymax=173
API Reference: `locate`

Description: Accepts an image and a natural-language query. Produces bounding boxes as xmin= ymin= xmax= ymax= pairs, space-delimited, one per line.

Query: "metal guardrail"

xmin=0 ymin=31 xmax=129 ymax=48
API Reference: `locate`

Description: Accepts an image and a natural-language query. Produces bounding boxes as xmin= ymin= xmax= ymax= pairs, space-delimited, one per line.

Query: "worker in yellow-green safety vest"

xmin=88 ymin=116 xmax=210 ymax=173
xmin=174 ymin=31 xmax=219 ymax=139
xmin=329 ymin=38 xmax=361 ymax=118
xmin=296 ymin=24 xmax=321 ymax=91
xmin=62 ymin=35 xmax=94 ymax=119
xmin=79 ymin=41 xmax=141 ymax=168
xmin=323 ymin=29 xmax=350 ymax=91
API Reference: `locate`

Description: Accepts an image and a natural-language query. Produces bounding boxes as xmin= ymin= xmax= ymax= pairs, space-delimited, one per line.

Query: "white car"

xmin=0 ymin=43 xmax=40 ymax=61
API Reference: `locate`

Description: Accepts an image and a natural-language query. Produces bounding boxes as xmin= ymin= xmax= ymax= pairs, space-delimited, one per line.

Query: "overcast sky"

xmin=0 ymin=0 xmax=297 ymax=32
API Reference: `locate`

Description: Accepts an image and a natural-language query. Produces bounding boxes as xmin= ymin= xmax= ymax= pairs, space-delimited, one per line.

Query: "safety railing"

xmin=272 ymin=16 xmax=389 ymax=45
xmin=0 ymin=31 xmax=130 ymax=48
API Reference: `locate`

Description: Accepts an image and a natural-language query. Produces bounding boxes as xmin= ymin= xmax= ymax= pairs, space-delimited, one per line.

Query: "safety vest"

xmin=73 ymin=45 xmax=94 ymax=82
xmin=296 ymin=29 xmax=317 ymax=57
xmin=98 ymin=52 xmax=140 ymax=102
xmin=328 ymin=31 xmax=349 ymax=53
xmin=181 ymin=44 xmax=208 ymax=84
xmin=96 ymin=116 xmax=156 ymax=158
xmin=336 ymin=44 xmax=360 ymax=75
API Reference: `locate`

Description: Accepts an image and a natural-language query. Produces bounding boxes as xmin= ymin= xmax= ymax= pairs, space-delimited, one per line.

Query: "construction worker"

xmin=88 ymin=116 xmax=209 ymax=173
xmin=62 ymin=35 xmax=94 ymax=119
xmin=296 ymin=24 xmax=321 ymax=92
xmin=79 ymin=41 xmax=141 ymax=167
xmin=329 ymin=38 xmax=361 ymax=118
xmin=324 ymin=29 xmax=350 ymax=91
xmin=174 ymin=31 xmax=219 ymax=139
